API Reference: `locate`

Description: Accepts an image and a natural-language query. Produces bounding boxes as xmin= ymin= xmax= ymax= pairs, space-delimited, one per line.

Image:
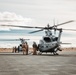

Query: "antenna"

xmin=53 ymin=19 xmax=56 ymax=35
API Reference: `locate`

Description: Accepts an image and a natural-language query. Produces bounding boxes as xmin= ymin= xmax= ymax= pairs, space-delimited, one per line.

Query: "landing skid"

xmin=38 ymin=51 xmax=59 ymax=55
xmin=53 ymin=52 xmax=59 ymax=55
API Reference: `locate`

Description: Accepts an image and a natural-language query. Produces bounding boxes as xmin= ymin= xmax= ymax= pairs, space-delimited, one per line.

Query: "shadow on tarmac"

xmin=0 ymin=52 xmax=76 ymax=57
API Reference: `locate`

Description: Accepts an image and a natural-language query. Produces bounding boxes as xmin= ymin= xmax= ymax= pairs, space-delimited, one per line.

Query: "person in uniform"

xmin=25 ymin=42 xmax=28 ymax=55
xmin=32 ymin=42 xmax=38 ymax=55
xmin=12 ymin=46 xmax=17 ymax=53
xmin=22 ymin=42 xmax=28 ymax=55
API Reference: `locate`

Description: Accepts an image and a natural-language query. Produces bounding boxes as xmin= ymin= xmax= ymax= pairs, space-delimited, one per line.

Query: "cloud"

xmin=0 ymin=12 xmax=34 ymax=30
xmin=0 ymin=12 xmax=32 ymax=22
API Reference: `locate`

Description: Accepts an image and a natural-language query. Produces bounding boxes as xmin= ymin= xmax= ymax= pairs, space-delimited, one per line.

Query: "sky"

xmin=0 ymin=0 xmax=76 ymax=47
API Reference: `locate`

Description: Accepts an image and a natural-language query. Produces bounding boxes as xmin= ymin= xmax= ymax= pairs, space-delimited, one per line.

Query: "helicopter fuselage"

xmin=38 ymin=36 xmax=60 ymax=53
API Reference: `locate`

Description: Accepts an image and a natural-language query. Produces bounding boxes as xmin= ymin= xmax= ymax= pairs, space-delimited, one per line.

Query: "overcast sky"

xmin=0 ymin=0 xmax=76 ymax=25
xmin=0 ymin=0 xmax=76 ymax=47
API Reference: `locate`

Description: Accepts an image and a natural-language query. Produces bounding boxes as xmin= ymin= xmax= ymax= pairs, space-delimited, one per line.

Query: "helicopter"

xmin=0 ymin=20 xmax=76 ymax=55
xmin=0 ymin=38 xmax=29 ymax=48
xmin=0 ymin=38 xmax=30 ymax=52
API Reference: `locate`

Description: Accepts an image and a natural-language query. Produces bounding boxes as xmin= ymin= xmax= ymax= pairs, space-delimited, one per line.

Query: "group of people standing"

xmin=13 ymin=41 xmax=38 ymax=55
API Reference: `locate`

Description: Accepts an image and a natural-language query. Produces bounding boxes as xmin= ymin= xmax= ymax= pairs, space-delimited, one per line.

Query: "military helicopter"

xmin=0 ymin=20 xmax=76 ymax=55
xmin=0 ymin=38 xmax=29 ymax=52
xmin=0 ymin=38 xmax=29 ymax=48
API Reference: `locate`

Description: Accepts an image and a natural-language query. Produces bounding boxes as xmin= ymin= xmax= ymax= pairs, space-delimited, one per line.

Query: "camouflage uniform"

xmin=22 ymin=42 xmax=28 ymax=55
xmin=32 ymin=42 xmax=38 ymax=55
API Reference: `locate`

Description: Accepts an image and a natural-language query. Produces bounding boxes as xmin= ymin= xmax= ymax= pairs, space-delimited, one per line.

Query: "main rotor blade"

xmin=0 ymin=24 xmax=44 ymax=29
xmin=0 ymin=20 xmax=74 ymax=31
xmin=0 ymin=39 xmax=19 ymax=41
xmin=53 ymin=20 xmax=74 ymax=27
xmin=62 ymin=28 xmax=76 ymax=31
xmin=0 ymin=39 xmax=30 ymax=41
xmin=29 ymin=29 xmax=43 ymax=34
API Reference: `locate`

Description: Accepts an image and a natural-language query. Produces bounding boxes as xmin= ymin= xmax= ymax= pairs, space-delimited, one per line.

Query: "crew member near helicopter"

xmin=25 ymin=42 xmax=29 ymax=55
xmin=32 ymin=42 xmax=38 ymax=55
xmin=22 ymin=42 xmax=28 ymax=55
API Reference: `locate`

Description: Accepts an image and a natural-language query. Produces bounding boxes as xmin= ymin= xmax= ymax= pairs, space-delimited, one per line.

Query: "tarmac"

xmin=0 ymin=51 xmax=76 ymax=75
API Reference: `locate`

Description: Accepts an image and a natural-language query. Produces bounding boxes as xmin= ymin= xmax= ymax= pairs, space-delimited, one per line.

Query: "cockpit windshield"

xmin=44 ymin=37 xmax=51 ymax=42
